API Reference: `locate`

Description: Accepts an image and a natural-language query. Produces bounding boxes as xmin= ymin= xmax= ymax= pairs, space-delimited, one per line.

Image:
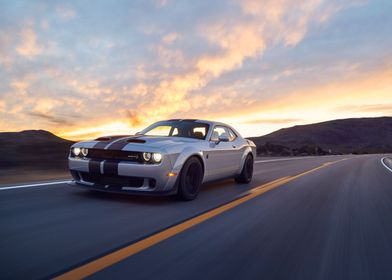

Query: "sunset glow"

xmin=0 ymin=0 xmax=391 ymax=140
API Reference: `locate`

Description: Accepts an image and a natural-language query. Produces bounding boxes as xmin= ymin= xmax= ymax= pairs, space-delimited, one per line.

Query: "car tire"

xmin=235 ymin=154 xmax=253 ymax=184
xmin=176 ymin=157 xmax=203 ymax=201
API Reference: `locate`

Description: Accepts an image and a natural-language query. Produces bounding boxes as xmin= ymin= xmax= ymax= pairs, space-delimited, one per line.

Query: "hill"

xmin=248 ymin=117 xmax=392 ymax=155
xmin=0 ymin=130 xmax=74 ymax=172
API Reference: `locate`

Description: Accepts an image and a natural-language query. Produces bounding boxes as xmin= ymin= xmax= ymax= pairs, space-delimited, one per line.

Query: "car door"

xmin=204 ymin=126 xmax=241 ymax=180
xmin=226 ymin=127 xmax=245 ymax=173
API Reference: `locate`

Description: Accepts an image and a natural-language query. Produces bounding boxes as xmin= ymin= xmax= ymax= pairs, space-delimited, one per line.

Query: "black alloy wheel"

xmin=176 ymin=157 xmax=203 ymax=200
xmin=235 ymin=154 xmax=254 ymax=183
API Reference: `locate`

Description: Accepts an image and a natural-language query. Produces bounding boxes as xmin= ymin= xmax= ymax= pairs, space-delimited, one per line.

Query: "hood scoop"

xmin=95 ymin=137 xmax=111 ymax=141
xmin=127 ymin=138 xmax=146 ymax=143
xmin=95 ymin=135 xmax=131 ymax=141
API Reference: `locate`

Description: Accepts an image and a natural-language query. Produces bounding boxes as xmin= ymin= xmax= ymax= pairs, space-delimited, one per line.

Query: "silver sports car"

xmin=68 ymin=119 xmax=256 ymax=200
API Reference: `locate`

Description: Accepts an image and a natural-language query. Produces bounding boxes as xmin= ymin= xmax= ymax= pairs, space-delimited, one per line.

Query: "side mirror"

xmin=216 ymin=135 xmax=229 ymax=144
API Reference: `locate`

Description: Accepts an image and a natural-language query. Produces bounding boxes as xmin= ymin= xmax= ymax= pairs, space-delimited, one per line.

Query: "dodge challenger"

xmin=68 ymin=119 xmax=256 ymax=200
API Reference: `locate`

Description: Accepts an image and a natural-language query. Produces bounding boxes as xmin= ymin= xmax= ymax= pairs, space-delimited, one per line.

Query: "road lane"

xmin=0 ymin=155 xmax=381 ymax=279
xmin=0 ymin=180 xmax=70 ymax=191
xmin=91 ymin=154 xmax=392 ymax=280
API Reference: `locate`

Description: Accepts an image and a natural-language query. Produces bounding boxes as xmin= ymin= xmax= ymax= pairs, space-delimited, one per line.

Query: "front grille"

xmin=86 ymin=149 xmax=142 ymax=162
xmin=79 ymin=172 xmax=144 ymax=188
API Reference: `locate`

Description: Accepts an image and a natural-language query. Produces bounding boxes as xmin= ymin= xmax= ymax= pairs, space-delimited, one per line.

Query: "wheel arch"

xmin=187 ymin=154 xmax=205 ymax=176
xmin=239 ymin=146 xmax=255 ymax=173
xmin=174 ymin=152 xmax=205 ymax=199
xmin=171 ymin=147 xmax=206 ymax=178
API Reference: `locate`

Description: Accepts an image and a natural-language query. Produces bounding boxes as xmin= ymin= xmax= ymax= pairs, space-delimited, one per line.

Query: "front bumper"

xmin=68 ymin=156 xmax=179 ymax=194
xmin=68 ymin=181 xmax=176 ymax=196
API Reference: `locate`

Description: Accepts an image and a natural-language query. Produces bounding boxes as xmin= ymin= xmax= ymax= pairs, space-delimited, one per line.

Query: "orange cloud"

xmin=197 ymin=23 xmax=266 ymax=77
xmin=0 ymin=100 xmax=5 ymax=112
xmin=126 ymin=111 xmax=143 ymax=127
xmin=334 ymin=104 xmax=392 ymax=114
xmin=214 ymin=66 xmax=392 ymax=137
xmin=1 ymin=0 xmax=374 ymax=141
xmin=125 ymin=0 xmax=337 ymax=128
xmin=59 ymin=121 xmax=135 ymax=140
xmin=61 ymin=0 xmax=351 ymax=139
xmin=16 ymin=25 xmax=42 ymax=58
xmin=243 ymin=118 xmax=303 ymax=124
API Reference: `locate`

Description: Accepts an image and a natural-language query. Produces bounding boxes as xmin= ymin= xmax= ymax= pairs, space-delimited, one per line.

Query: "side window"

xmin=171 ymin=127 xmax=179 ymax=136
xmin=227 ymin=128 xmax=237 ymax=141
xmin=193 ymin=126 xmax=207 ymax=139
xmin=210 ymin=126 xmax=233 ymax=141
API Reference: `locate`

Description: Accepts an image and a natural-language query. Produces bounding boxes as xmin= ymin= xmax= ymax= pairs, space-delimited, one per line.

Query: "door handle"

xmin=232 ymin=145 xmax=236 ymax=148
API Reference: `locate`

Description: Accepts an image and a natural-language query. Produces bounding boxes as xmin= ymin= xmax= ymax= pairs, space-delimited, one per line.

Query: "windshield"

xmin=139 ymin=120 xmax=209 ymax=140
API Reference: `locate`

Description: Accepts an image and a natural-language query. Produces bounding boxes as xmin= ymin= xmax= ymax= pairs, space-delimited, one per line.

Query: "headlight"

xmin=142 ymin=152 xmax=162 ymax=163
xmin=73 ymin=147 xmax=81 ymax=156
xmin=152 ymin=153 xmax=162 ymax=163
xmin=143 ymin=152 xmax=152 ymax=161
xmin=81 ymin=148 xmax=88 ymax=157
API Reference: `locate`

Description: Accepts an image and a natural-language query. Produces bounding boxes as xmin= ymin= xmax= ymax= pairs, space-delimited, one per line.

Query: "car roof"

xmin=166 ymin=119 xmax=220 ymax=125
xmin=164 ymin=119 xmax=235 ymax=129
xmin=160 ymin=119 xmax=242 ymax=138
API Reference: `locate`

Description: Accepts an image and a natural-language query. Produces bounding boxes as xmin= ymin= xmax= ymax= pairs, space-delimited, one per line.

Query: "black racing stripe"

xmin=93 ymin=141 xmax=111 ymax=149
xmin=103 ymin=160 xmax=118 ymax=176
xmin=89 ymin=160 xmax=101 ymax=174
xmin=106 ymin=136 xmax=138 ymax=150
xmin=98 ymin=135 xmax=143 ymax=175
xmin=92 ymin=135 xmax=131 ymax=149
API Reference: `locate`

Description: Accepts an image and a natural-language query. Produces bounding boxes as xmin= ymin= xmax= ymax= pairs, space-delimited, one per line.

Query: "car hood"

xmin=128 ymin=135 xmax=201 ymax=148
xmin=76 ymin=135 xmax=202 ymax=151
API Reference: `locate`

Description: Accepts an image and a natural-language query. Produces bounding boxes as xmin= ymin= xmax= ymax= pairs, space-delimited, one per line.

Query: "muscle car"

xmin=68 ymin=119 xmax=256 ymax=200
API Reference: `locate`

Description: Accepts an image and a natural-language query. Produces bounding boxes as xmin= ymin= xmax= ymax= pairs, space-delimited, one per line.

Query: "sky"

xmin=0 ymin=0 xmax=391 ymax=140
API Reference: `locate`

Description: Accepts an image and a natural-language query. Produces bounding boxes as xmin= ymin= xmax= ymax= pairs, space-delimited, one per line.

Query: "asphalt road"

xmin=1 ymin=154 xmax=392 ymax=280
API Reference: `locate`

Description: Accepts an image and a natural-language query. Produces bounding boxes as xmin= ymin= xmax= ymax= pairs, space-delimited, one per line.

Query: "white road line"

xmin=381 ymin=157 xmax=392 ymax=173
xmin=0 ymin=180 xmax=70 ymax=191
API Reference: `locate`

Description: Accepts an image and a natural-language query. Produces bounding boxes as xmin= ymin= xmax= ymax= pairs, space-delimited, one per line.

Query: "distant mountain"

xmin=249 ymin=117 xmax=392 ymax=155
xmin=0 ymin=130 xmax=74 ymax=170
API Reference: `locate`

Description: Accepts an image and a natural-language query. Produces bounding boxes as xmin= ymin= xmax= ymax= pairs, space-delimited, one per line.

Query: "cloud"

xmin=155 ymin=0 xmax=169 ymax=8
xmin=0 ymin=100 xmax=5 ymax=112
xmin=11 ymin=80 xmax=29 ymax=93
xmin=243 ymin=118 xmax=303 ymax=124
xmin=126 ymin=110 xmax=143 ymax=127
xmin=16 ymin=24 xmax=42 ymax=58
xmin=28 ymin=111 xmax=74 ymax=125
xmin=0 ymin=0 xmax=387 ymax=140
xmin=56 ymin=5 xmax=76 ymax=20
xmin=334 ymin=104 xmax=392 ymax=114
xmin=127 ymin=0 xmax=350 ymax=126
xmin=154 ymin=44 xmax=185 ymax=68
xmin=66 ymin=79 xmax=113 ymax=97
xmin=219 ymin=67 xmax=392 ymax=127
xmin=162 ymin=33 xmax=178 ymax=44
xmin=0 ymin=30 xmax=14 ymax=67
xmin=196 ymin=23 xmax=266 ymax=77
xmin=60 ymin=121 xmax=133 ymax=140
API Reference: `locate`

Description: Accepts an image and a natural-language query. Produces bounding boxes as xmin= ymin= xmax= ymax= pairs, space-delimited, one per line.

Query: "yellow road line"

xmin=54 ymin=159 xmax=346 ymax=280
